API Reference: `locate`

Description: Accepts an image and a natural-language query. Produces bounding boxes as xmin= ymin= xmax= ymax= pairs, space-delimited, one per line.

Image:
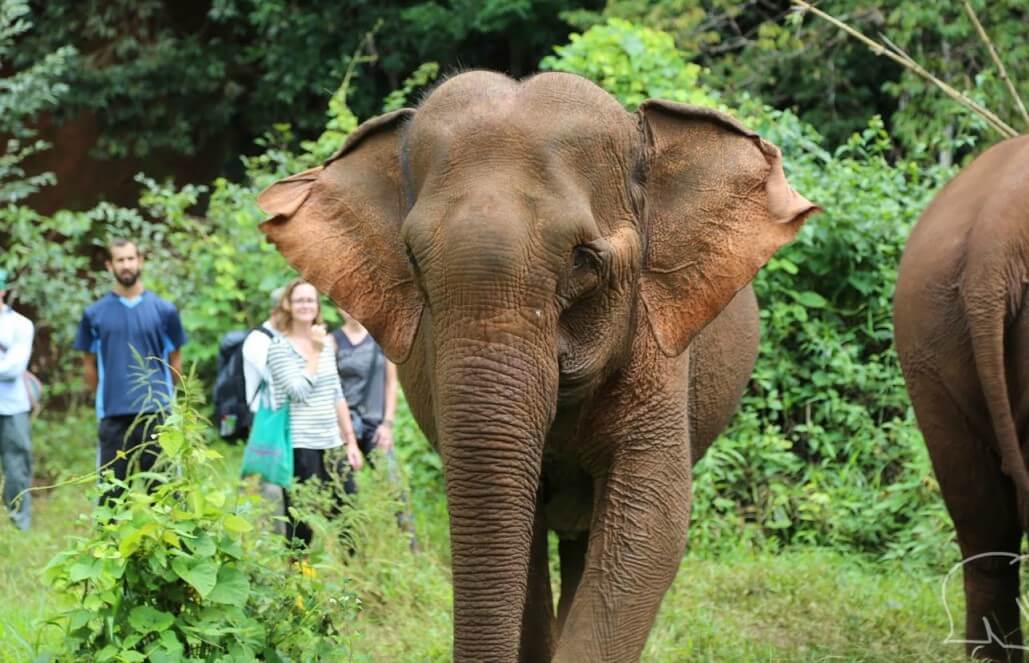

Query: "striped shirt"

xmin=267 ymin=336 xmax=344 ymax=450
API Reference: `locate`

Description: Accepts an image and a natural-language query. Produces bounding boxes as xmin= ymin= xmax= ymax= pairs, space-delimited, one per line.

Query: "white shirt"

xmin=0 ymin=304 xmax=34 ymax=415
xmin=266 ymin=337 xmax=343 ymax=450
xmin=242 ymin=321 xmax=279 ymax=411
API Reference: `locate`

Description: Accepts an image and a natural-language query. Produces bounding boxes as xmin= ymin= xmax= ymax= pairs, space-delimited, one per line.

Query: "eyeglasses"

xmin=291 ymin=298 xmax=318 ymax=305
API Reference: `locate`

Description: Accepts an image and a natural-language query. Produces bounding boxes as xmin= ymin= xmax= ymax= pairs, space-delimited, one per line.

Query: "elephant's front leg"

xmin=553 ymin=417 xmax=692 ymax=662
xmin=520 ymin=493 xmax=557 ymax=662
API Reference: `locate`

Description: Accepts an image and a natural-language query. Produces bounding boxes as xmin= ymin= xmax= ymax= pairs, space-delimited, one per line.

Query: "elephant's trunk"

xmin=435 ymin=333 xmax=558 ymax=662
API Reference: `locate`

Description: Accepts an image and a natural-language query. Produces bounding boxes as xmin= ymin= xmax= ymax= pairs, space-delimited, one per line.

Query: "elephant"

xmin=258 ymin=70 xmax=817 ymax=662
xmin=895 ymin=135 xmax=1029 ymax=662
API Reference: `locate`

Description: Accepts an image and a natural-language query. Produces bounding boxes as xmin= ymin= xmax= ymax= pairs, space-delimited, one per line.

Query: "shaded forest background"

xmin=12 ymin=0 xmax=1028 ymax=213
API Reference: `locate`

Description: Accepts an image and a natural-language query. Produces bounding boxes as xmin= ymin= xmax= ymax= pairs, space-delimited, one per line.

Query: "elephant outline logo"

xmin=941 ymin=552 xmax=1029 ymax=655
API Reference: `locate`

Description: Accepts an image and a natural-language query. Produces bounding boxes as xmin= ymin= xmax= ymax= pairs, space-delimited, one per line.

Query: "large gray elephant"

xmin=895 ymin=135 xmax=1029 ymax=662
xmin=258 ymin=70 xmax=816 ymax=662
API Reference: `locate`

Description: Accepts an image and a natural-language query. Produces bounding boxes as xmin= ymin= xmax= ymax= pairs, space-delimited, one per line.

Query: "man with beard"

xmin=74 ymin=239 xmax=186 ymax=497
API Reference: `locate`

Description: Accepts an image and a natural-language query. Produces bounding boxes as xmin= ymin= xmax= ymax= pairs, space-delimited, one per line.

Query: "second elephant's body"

xmin=895 ymin=135 xmax=1029 ymax=662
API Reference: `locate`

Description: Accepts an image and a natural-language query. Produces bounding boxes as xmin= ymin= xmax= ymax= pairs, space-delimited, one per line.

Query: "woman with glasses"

xmin=267 ymin=278 xmax=362 ymax=548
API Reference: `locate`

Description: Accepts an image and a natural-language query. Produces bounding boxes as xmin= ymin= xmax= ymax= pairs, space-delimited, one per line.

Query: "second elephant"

xmin=895 ymin=135 xmax=1029 ymax=662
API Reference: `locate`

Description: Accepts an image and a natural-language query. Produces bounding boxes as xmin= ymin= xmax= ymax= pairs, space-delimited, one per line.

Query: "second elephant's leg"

xmin=553 ymin=438 xmax=691 ymax=662
xmin=914 ymin=379 xmax=1024 ymax=661
xmin=556 ymin=533 xmax=588 ymax=633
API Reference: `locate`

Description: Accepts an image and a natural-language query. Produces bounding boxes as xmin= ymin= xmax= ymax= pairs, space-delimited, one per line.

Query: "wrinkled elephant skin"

xmin=258 ymin=71 xmax=817 ymax=662
xmin=895 ymin=135 xmax=1029 ymax=662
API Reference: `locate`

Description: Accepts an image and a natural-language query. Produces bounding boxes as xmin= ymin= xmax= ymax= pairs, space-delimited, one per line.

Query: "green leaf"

xmin=223 ymin=514 xmax=253 ymax=534
xmin=128 ymin=605 xmax=175 ymax=633
xmin=148 ymin=629 xmax=184 ymax=659
xmin=68 ymin=556 xmax=103 ymax=583
xmin=187 ymin=532 xmax=217 ymax=557
xmin=172 ymin=558 xmax=219 ymax=598
xmin=207 ymin=565 xmax=251 ymax=605
xmin=119 ymin=522 xmax=157 ymax=558
xmin=66 ymin=609 xmax=93 ymax=631
xmin=790 ymin=291 xmax=828 ymax=309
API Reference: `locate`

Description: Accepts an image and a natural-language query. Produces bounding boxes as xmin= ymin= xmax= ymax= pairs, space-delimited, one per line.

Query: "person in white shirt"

xmin=242 ymin=287 xmax=284 ymax=412
xmin=241 ymin=288 xmax=285 ymax=529
xmin=0 ymin=269 xmax=34 ymax=531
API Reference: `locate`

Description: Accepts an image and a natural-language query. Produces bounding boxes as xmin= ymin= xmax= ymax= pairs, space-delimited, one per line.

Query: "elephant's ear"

xmin=637 ymin=100 xmax=819 ymax=357
xmin=258 ymin=109 xmax=423 ymax=363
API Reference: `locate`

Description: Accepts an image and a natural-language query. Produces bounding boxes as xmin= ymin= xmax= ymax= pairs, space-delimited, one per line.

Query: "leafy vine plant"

xmin=39 ymin=361 xmax=359 ymax=661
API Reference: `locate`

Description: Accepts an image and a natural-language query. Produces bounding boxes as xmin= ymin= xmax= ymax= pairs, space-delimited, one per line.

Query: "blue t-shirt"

xmin=73 ymin=291 xmax=187 ymax=419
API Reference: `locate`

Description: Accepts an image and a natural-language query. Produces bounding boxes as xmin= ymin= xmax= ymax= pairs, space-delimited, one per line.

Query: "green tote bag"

xmin=241 ymin=393 xmax=293 ymax=488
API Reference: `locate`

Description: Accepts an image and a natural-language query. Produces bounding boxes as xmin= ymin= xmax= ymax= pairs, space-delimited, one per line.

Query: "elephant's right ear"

xmin=258 ymin=108 xmax=423 ymax=363
xmin=637 ymin=101 xmax=819 ymax=357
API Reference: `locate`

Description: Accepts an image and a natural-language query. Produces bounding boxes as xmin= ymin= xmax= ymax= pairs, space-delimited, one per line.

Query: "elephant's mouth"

xmin=557 ymin=351 xmax=602 ymax=404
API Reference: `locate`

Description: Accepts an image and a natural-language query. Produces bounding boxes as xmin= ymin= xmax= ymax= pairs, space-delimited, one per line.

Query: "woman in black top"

xmin=333 ymin=309 xmax=418 ymax=549
xmin=332 ymin=308 xmax=397 ymax=461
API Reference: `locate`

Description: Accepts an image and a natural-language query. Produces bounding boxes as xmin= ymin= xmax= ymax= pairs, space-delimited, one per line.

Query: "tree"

xmin=0 ymin=0 xmax=73 ymax=202
xmin=13 ymin=0 xmax=601 ymax=162
xmin=566 ymin=0 xmax=1028 ymax=162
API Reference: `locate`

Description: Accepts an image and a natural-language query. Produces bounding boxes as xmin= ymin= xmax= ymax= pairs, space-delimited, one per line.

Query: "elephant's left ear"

xmin=637 ymin=100 xmax=819 ymax=357
xmin=258 ymin=109 xmax=423 ymax=364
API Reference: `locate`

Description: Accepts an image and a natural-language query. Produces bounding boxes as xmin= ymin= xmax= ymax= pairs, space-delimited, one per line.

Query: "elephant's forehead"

xmin=410 ymin=71 xmax=637 ymax=161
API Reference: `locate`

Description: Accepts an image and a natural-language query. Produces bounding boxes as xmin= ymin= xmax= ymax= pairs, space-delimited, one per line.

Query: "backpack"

xmin=213 ymin=326 xmax=273 ymax=442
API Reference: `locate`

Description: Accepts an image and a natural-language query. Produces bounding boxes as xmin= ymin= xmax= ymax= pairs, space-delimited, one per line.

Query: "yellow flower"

xmin=292 ymin=560 xmax=317 ymax=578
xmin=295 ymin=594 xmax=306 ymax=611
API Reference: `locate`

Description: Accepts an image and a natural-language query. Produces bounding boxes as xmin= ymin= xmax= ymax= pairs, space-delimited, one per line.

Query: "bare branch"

xmin=791 ymin=0 xmax=1018 ymax=139
xmin=961 ymin=0 xmax=1029 ymax=128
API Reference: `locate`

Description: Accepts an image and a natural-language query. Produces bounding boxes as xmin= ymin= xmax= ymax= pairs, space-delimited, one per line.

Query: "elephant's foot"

xmin=964 ymin=559 xmax=1023 ymax=662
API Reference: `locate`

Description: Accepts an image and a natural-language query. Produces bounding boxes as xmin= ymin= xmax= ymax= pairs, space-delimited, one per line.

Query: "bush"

xmin=31 ymin=408 xmax=97 ymax=484
xmin=540 ymin=17 xmax=718 ymax=109
xmin=39 ymin=372 xmax=359 ymax=661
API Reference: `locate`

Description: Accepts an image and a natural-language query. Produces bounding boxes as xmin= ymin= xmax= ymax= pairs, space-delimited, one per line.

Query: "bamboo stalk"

xmin=878 ymin=34 xmax=1016 ymax=138
xmin=961 ymin=0 xmax=1029 ymax=128
xmin=791 ymin=0 xmax=1019 ymax=138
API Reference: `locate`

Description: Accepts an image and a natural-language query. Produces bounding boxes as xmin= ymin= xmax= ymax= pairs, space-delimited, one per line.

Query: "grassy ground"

xmin=0 ymin=488 xmax=971 ymax=661
xmin=0 ymin=413 xmax=976 ymax=662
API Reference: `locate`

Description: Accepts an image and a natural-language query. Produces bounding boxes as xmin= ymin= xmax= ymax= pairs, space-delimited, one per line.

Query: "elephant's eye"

xmin=563 ymin=245 xmax=604 ymax=303
xmin=572 ymin=246 xmax=600 ymax=273
xmin=406 ymin=245 xmax=420 ymax=274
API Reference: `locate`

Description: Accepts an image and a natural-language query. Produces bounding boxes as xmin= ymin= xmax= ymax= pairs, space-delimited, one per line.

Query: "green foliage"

xmin=540 ymin=18 xmax=718 ymax=109
xmin=572 ymin=0 xmax=1027 ymax=162
xmin=12 ymin=0 xmax=596 ymax=159
xmin=40 ymin=372 xmax=358 ymax=661
xmin=0 ymin=0 xmax=73 ymax=203
xmin=752 ymin=0 xmax=1026 ymax=162
xmin=562 ymin=0 xmax=741 ymax=56
xmin=31 ymin=408 xmax=96 ymax=484
xmin=382 ymin=61 xmax=440 ymax=113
